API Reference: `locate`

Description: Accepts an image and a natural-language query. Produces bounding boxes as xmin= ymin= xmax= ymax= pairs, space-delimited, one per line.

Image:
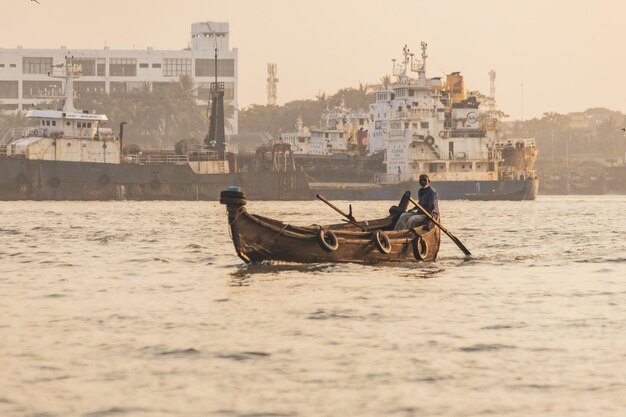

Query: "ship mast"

xmin=48 ymin=56 xmax=81 ymax=113
xmin=267 ymin=63 xmax=278 ymax=106
xmin=418 ymin=41 xmax=428 ymax=87
xmin=204 ymin=30 xmax=226 ymax=160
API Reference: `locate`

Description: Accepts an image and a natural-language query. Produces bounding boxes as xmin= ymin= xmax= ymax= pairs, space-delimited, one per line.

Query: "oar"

xmin=409 ymin=196 xmax=471 ymax=256
xmin=316 ymin=194 xmax=367 ymax=231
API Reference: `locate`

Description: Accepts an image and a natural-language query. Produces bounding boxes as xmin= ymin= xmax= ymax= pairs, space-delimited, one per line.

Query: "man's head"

xmin=418 ymin=174 xmax=430 ymax=188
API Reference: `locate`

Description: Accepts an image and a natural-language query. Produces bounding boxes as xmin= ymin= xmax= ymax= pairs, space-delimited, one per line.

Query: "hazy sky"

xmin=3 ymin=0 xmax=625 ymax=120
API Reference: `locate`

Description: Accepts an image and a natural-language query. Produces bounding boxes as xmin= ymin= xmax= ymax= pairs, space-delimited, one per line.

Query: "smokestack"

xmin=204 ymin=47 xmax=226 ymax=160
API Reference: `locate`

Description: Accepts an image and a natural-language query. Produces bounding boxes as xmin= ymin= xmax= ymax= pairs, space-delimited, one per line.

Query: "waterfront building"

xmin=0 ymin=22 xmax=238 ymax=134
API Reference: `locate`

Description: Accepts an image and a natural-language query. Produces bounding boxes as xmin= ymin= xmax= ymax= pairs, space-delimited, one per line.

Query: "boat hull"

xmin=0 ymin=158 xmax=310 ymax=201
xmin=310 ymin=178 xmax=539 ymax=201
xmin=222 ymin=192 xmax=441 ymax=264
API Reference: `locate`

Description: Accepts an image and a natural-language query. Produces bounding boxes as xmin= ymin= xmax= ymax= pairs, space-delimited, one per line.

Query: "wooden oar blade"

xmin=448 ymin=232 xmax=471 ymax=256
xmin=408 ymin=196 xmax=471 ymax=257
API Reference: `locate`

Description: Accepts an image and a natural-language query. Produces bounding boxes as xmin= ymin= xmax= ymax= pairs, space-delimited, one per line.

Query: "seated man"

xmin=394 ymin=174 xmax=439 ymax=230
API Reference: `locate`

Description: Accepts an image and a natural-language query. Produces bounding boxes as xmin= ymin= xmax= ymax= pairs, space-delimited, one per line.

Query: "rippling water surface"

xmin=1 ymin=196 xmax=625 ymax=416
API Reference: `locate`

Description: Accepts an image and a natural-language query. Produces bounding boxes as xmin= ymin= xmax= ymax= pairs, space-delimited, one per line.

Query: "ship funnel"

xmin=204 ymin=82 xmax=226 ymax=159
xmin=447 ymin=72 xmax=467 ymax=104
xmin=119 ymin=122 xmax=127 ymax=141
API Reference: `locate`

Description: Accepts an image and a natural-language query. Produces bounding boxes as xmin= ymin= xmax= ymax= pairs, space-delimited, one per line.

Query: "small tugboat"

xmin=220 ymin=189 xmax=444 ymax=264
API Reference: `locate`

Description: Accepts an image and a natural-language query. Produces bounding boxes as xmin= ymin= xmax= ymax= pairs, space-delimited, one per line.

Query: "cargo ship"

xmin=0 ymin=59 xmax=309 ymax=201
xmin=304 ymin=43 xmax=539 ymax=200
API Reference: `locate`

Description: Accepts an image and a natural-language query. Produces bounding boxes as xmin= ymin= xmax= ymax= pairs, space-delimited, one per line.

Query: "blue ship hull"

xmin=310 ymin=178 xmax=539 ymax=201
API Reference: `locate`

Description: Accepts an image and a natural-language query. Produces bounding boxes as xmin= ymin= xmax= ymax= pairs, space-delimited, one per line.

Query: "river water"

xmin=1 ymin=196 xmax=625 ymax=417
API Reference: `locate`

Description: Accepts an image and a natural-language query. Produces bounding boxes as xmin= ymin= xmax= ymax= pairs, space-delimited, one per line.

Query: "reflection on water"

xmin=0 ymin=196 xmax=625 ymax=417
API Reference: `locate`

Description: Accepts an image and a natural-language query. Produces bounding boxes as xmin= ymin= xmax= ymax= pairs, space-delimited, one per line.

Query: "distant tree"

xmin=379 ymin=75 xmax=392 ymax=88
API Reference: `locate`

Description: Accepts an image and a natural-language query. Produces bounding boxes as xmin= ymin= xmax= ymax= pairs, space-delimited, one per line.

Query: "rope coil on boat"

xmin=412 ymin=233 xmax=429 ymax=260
xmin=318 ymin=228 xmax=339 ymax=251
xmin=373 ymin=230 xmax=392 ymax=254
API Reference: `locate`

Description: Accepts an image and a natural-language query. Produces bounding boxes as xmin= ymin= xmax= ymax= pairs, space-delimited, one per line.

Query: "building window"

xmin=75 ymin=81 xmax=106 ymax=94
xmin=421 ymin=122 xmax=429 ymax=129
xmin=152 ymin=63 xmax=161 ymax=68
xmin=163 ymin=58 xmax=191 ymax=77
xmin=22 ymin=80 xmax=62 ymax=99
xmin=0 ymin=64 xmax=5 ymax=68
xmin=10 ymin=64 xmax=16 ymax=68
xmin=110 ymin=82 xmax=127 ymax=94
xmin=69 ymin=57 xmax=96 ymax=76
xmin=139 ymin=63 xmax=149 ymax=68
xmin=97 ymin=58 xmax=106 ymax=76
xmin=0 ymin=81 xmax=19 ymax=98
xmin=195 ymin=59 xmax=235 ymax=77
xmin=22 ymin=57 xmax=53 ymax=74
xmin=109 ymin=58 xmax=137 ymax=76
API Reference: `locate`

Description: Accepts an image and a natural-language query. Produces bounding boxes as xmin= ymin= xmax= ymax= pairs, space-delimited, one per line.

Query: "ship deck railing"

xmin=124 ymin=154 xmax=191 ymax=165
xmin=1 ymin=128 xmax=32 ymax=145
xmin=124 ymin=150 xmax=220 ymax=166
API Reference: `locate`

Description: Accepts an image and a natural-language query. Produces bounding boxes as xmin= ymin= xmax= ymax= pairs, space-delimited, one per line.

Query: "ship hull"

xmin=310 ymin=178 xmax=539 ymax=201
xmin=294 ymin=153 xmax=385 ymax=183
xmin=0 ymin=159 xmax=309 ymax=201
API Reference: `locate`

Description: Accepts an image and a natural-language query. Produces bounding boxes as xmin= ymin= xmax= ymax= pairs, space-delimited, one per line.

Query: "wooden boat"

xmin=220 ymin=189 xmax=441 ymax=264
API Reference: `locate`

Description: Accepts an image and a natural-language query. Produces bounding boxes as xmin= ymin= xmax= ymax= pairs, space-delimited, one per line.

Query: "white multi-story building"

xmin=0 ymin=22 xmax=238 ymax=133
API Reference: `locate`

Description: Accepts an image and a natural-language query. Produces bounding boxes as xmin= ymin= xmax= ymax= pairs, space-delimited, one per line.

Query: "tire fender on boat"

xmin=373 ymin=230 xmax=392 ymax=254
xmin=412 ymin=234 xmax=429 ymax=260
xmin=318 ymin=228 xmax=339 ymax=251
xmin=425 ymin=135 xmax=435 ymax=145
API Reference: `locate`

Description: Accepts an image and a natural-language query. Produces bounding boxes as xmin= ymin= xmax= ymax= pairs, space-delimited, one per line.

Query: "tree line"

xmin=500 ymin=108 xmax=626 ymax=165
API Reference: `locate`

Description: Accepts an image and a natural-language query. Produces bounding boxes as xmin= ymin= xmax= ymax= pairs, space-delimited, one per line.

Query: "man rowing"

xmin=394 ymin=174 xmax=439 ymax=230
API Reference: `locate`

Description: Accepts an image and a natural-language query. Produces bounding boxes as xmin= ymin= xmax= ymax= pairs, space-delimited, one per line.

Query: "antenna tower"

xmin=267 ymin=63 xmax=278 ymax=106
